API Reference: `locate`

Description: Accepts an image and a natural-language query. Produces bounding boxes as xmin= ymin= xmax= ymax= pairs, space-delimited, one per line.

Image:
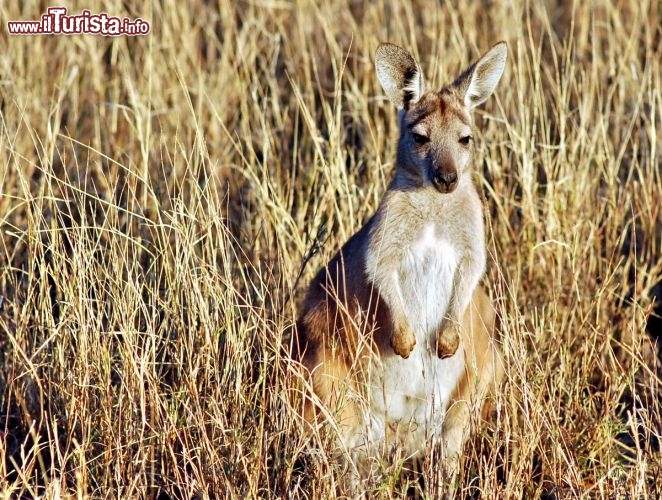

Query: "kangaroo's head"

xmin=375 ymin=42 xmax=507 ymax=194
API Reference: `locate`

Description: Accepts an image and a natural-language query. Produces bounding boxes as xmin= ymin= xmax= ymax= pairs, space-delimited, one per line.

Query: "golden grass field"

xmin=1 ymin=1 xmax=661 ymax=498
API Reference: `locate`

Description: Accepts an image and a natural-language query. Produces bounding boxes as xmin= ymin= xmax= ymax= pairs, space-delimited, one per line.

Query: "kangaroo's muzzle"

xmin=432 ymin=169 xmax=458 ymax=193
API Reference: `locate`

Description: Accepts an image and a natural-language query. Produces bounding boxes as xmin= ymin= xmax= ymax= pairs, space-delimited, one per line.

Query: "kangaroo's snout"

xmin=432 ymin=169 xmax=458 ymax=193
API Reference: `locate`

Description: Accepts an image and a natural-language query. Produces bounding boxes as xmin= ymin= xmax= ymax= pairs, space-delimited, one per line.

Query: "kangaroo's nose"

xmin=433 ymin=170 xmax=457 ymax=191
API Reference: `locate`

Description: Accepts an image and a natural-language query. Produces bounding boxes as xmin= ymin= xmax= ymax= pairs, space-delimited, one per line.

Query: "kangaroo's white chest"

xmin=400 ymin=223 xmax=458 ymax=339
xmin=356 ymin=223 xmax=465 ymax=455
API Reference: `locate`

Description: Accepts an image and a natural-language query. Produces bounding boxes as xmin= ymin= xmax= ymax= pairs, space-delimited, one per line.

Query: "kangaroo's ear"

xmin=375 ymin=43 xmax=424 ymax=109
xmin=453 ymin=42 xmax=507 ymax=109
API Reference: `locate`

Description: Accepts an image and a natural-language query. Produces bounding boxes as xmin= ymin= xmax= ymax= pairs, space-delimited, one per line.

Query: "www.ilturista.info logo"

xmin=7 ymin=7 xmax=150 ymax=36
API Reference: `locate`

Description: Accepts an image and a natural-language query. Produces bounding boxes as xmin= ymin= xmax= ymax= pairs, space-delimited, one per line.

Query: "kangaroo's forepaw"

xmin=390 ymin=326 xmax=416 ymax=359
xmin=436 ymin=327 xmax=460 ymax=359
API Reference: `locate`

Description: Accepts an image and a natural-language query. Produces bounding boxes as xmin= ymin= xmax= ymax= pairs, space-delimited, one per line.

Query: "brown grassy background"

xmin=1 ymin=0 xmax=661 ymax=498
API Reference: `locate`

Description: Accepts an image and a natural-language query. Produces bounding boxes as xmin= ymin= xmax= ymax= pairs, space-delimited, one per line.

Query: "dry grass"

xmin=1 ymin=0 xmax=661 ymax=498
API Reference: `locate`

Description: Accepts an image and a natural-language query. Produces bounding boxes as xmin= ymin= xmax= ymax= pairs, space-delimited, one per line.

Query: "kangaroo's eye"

xmin=412 ymin=133 xmax=430 ymax=145
xmin=459 ymin=135 xmax=473 ymax=146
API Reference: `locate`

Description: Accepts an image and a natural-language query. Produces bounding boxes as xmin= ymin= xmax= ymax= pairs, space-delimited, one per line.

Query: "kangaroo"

xmin=294 ymin=42 xmax=507 ymax=493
